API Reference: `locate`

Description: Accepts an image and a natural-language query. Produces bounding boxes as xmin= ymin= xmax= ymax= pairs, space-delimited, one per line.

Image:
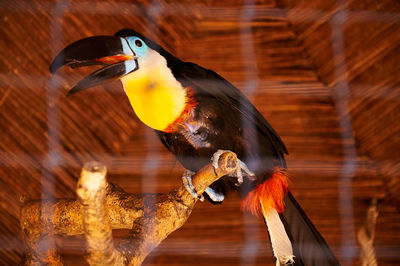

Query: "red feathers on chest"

xmin=162 ymin=87 xmax=198 ymax=133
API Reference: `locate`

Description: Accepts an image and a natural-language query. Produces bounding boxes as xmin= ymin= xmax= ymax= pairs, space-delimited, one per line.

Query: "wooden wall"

xmin=0 ymin=0 xmax=399 ymax=265
xmin=278 ymin=0 xmax=400 ymax=207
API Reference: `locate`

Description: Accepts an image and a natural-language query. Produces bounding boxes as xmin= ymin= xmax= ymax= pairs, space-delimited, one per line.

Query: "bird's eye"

xmin=135 ymin=39 xmax=143 ymax=47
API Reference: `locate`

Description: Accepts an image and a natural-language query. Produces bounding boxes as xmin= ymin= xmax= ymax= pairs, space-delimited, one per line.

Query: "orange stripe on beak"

xmin=95 ymin=54 xmax=135 ymax=64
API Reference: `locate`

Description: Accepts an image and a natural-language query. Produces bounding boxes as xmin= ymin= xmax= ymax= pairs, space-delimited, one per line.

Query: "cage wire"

xmin=40 ymin=1 xmax=368 ymax=264
xmin=2 ymin=0 xmax=399 ymax=264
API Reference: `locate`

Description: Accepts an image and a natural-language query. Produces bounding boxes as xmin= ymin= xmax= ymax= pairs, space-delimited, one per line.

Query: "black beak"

xmin=50 ymin=36 xmax=137 ymax=96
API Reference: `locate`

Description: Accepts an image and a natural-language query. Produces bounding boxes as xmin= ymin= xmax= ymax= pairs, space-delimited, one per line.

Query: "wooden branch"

xmin=20 ymin=151 xmax=238 ymax=265
xmin=77 ymin=162 xmax=121 ymax=265
xmin=357 ymin=199 xmax=378 ymax=266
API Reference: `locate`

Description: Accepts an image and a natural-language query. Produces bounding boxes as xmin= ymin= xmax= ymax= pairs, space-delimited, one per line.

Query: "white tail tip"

xmin=261 ymin=202 xmax=295 ymax=265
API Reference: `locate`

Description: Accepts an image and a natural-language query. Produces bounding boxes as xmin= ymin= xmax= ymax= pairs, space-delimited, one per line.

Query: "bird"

xmin=50 ymin=29 xmax=339 ymax=266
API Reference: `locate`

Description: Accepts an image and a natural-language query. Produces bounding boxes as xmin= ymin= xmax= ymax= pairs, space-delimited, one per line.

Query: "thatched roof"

xmin=0 ymin=0 xmax=399 ymax=265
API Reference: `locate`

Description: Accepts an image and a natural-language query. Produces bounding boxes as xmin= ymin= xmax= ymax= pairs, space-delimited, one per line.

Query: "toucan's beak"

xmin=50 ymin=36 xmax=137 ymax=96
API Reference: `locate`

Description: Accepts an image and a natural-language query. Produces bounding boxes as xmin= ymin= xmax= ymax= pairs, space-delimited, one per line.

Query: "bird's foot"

xmin=212 ymin=149 xmax=256 ymax=186
xmin=184 ymin=150 xmax=254 ymax=202
xmin=182 ymin=170 xmax=225 ymax=202
xmin=182 ymin=169 xmax=204 ymax=201
xmin=205 ymin=187 xmax=225 ymax=202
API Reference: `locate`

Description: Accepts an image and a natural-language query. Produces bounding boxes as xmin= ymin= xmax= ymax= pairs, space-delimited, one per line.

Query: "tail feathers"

xmin=261 ymin=202 xmax=295 ymax=266
xmin=242 ymin=169 xmax=295 ymax=265
xmin=242 ymin=168 xmax=339 ymax=265
xmin=281 ymin=192 xmax=340 ymax=266
xmin=242 ymin=168 xmax=289 ymax=215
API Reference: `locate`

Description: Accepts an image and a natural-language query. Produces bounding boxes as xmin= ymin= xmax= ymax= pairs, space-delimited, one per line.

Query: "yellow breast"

xmin=120 ymin=64 xmax=187 ymax=131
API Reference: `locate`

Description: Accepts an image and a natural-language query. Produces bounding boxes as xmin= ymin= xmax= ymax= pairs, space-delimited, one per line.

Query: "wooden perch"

xmin=20 ymin=151 xmax=238 ymax=265
xmin=357 ymin=199 xmax=378 ymax=266
xmin=76 ymin=162 xmax=120 ymax=265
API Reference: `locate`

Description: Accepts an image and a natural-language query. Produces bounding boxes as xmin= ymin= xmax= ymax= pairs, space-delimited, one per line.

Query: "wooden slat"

xmin=0 ymin=0 xmax=398 ymax=265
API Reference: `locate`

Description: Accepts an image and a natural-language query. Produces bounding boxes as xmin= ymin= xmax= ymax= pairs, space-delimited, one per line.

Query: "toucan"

xmin=50 ymin=29 xmax=339 ymax=266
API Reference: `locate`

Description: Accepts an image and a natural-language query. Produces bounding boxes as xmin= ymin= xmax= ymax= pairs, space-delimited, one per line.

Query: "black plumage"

xmin=156 ymin=62 xmax=288 ymax=195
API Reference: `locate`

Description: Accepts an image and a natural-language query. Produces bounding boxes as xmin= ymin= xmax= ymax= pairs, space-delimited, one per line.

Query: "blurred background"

xmin=0 ymin=0 xmax=399 ymax=265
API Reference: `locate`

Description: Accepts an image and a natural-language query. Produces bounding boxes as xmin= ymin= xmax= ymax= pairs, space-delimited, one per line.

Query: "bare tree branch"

xmin=357 ymin=199 xmax=378 ymax=266
xmin=20 ymin=151 xmax=238 ymax=265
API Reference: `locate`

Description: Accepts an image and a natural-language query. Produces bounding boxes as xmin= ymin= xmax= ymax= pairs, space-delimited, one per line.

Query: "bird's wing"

xmin=175 ymin=62 xmax=288 ymax=166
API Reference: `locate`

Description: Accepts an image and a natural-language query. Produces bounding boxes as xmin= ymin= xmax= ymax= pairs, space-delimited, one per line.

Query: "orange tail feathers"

xmin=241 ymin=168 xmax=289 ymax=216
